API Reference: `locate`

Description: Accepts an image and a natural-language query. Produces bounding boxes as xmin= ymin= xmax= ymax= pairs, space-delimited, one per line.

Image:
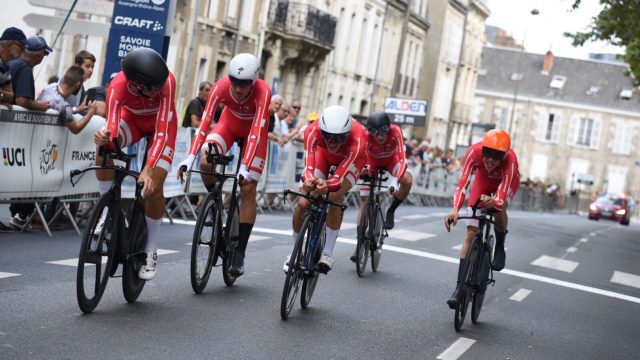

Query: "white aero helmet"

xmin=320 ymin=105 xmax=352 ymax=144
xmin=228 ymin=53 xmax=260 ymax=85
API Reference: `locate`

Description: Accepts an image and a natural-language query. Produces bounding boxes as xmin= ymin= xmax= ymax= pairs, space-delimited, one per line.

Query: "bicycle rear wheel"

xmin=122 ymin=200 xmax=147 ymax=303
xmin=371 ymin=205 xmax=385 ymax=272
xmin=281 ymin=216 xmax=309 ymax=319
xmin=76 ymin=193 xmax=117 ymax=313
xmin=301 ymin=226 xmax=324 ymax=309
xmin=355 ymin=203 xmax=370 ymax=276
xmin=190 ymin=192 xmax=220 ymax=293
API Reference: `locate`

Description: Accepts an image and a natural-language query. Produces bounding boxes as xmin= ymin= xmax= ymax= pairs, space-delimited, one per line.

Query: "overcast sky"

xmin=486 ymin=0 xmax=624 ymax=59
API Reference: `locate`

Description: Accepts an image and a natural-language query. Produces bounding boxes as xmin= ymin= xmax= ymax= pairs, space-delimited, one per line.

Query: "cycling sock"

xmin=97 ymin=180 xmax=111 ymax=194
xmin=495 ymin=229 xmax=507 ymax=249
xmin=388 ymin=196 xmax=403 ymax=213
xmin=144 ymin=215 xmax=161 ymax=252
xmin=237 ymin=223 xmax=253 ymax=254
xmin=323 ymin=227 xmax=339 ymax=256
xmin=292 ymin=232 xmax=299 ymax=243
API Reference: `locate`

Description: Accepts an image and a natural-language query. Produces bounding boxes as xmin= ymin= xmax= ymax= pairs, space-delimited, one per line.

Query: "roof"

xmin=477 ymin=47 xmax=640 ymax=112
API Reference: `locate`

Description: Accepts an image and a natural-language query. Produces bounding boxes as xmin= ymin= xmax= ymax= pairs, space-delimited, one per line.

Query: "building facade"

xmin=421 ymin=0 xmax=488 ymax=149
xmin=475 ymin=47 xmax=640 ymax=198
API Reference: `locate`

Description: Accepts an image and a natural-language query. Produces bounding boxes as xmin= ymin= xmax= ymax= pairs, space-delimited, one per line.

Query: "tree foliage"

xmin=566 ymin=0 xmax=640 ymax=84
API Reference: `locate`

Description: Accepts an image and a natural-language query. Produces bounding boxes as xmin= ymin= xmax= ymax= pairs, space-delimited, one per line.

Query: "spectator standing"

xmin=182 ymin=80 xmax=212 ymax=129
xmin=7 ymin=36 xmax=52 ymax=229
xmin=9 ymin=36 xmax=51 ymax=111
xmin=0 ymin=27 xmax=28 ymax=108
xmin=65 ymin=50 xmax=95 ymax=107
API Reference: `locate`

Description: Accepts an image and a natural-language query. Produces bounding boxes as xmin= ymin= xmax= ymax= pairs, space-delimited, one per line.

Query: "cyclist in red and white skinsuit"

xmin=286 ymin=105 xmax=367 ymax=274
xmin=93 ymin=48 xmax=177 ymax=280
xmin=177 ymin=53 xmax=271 ymax=278
xmin=444 ymin=129 xmax=520 ymax=308
xmin=350 ymin=111 xmax=413 ymax=262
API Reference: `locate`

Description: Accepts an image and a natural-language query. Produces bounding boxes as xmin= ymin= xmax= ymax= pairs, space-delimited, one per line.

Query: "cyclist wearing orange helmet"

xmin=443 ymin=129 xmax=520 ymax=309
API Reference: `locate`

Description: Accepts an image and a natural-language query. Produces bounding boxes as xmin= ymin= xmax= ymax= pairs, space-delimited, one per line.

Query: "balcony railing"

xmin=268 ymin=1 xmax=337 ymax=48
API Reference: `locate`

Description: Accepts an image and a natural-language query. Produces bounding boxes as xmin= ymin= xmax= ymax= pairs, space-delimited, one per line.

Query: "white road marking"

xmin=531 ymin=255 xmax=579 ymax=273
xmin=387 ymin=229 xmax=436 ymax=241
xmin=0 ymin=272 xmax=21 ymax=279
xmin=567 ymin=247 xmax=577 ymax=253
xmin=340 ymin=222 xmax=357 ymax=230
xmin=249 ymin=235 xmax=271 ymax=242
xmin=47 ymin=258 xmax=106 ymax=267
xmin=590 ymin=232 xmax=596 ymax=236
xmin=437 ymin=337 xmax=476 ymax=360
xmin=400 ymin=214 xmax=429 ymax=220
xmin=452 ymin=244 xmax=462 ymax=250
xmin=244 ymin=227 xmax=640 ymax=305
xmin=47 ymin=249 xmax=178 ymax=267
xmin=509 ymin=288 xmax=532 ymax=302
xmin=400 ymin=212 xmax=448 ymax=220
xmin=611 ymin=271 xmax=640 ymax=289
xmin=580 ymin=238 xmax=589 ymax=243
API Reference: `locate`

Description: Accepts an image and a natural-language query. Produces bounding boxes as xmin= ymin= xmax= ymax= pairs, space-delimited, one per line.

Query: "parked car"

xmin=588 ymin=195 xmax=631 ymax=225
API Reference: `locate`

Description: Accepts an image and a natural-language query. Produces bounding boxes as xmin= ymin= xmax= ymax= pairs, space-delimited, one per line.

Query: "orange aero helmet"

xmin=482 ymin=129 xmax=511 ymax=152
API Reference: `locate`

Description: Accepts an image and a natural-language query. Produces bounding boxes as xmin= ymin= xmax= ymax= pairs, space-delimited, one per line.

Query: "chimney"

xmin=541 ymin=50 xmax=554 ymax=75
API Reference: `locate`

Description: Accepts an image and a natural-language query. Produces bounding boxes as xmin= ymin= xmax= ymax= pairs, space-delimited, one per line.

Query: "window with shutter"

xmin=590 ymin=118 xmax=602 ymax=150
xmin=567 ymin=116 xmax=579 ymax=146
xmin=545 ymin=113 xmax=555 ymax=141
xmin=551 ymin=113 xmax=562 ymax=143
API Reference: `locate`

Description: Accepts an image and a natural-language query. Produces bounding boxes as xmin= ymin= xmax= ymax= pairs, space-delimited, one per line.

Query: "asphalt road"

xmin=1 ymin=205 xmax=639 ymax=359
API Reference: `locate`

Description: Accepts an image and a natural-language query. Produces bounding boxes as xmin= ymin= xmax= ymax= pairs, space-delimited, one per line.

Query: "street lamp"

xmin=507 ymin=8 xmax=539 ymax=144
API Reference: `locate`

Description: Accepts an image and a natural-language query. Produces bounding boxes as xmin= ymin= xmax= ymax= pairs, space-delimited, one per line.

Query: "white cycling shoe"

xmin=282 ymin=255 xmax=291 ymax=273
xmin=316 ymin=254 xmax=334 ymax=274
xmin=138 ymin=251 xmax=157 ymax=280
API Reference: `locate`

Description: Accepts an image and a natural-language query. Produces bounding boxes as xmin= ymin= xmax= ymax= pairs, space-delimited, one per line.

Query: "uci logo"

xmin=2 ymin=147 xmax=26 ymax=167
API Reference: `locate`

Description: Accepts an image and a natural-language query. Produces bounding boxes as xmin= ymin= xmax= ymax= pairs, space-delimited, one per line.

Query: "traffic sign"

xmin=23 ymin=14 xmax=110 ymax=37
xmin=28 ymin=0 xmax=113 ymax=17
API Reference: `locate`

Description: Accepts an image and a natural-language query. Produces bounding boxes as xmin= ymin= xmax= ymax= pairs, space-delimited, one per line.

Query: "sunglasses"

xmin=229 ymin=76 xmax=253 ymax=87
xmin=368 ymin=125 xmax=389 ymax=135
xmin=131 ymin=81 xmax=162 ymax=97
xmin=321 ymin=130 xmax=348 ymax=144
xmin=482 ymin=147 xmax=506 ymax=161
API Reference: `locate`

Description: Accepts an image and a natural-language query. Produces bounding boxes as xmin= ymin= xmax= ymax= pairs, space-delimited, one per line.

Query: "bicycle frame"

xmin=186 ymin=140 xmax=244 ymax=248
xmin=284 ymin=189 xmax=347 ymax=273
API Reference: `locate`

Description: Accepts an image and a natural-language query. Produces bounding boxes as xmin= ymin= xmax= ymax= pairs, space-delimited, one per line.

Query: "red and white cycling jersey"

xmin=188 ymin=77 xmax=271 ymax=177
xmin=365 ymin=124 xmax=408 ymax=179
xmin=105 ymin=71 xmax=177 ymax=171
xmin=453 ymin=141 xmax=520 ymax=211
xmin=302 ymin=120 xmax=368 ymax=192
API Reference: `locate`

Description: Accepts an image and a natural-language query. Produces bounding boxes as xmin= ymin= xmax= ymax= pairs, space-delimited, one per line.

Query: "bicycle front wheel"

xmin=122 ymin=200 xmax=147 ymax=303
xmin=472 ymin=235 xmax=493 ymax=323
xmin=76 ymin=192 xmax=117 ymax=313
xmin=355 ymin=203 xmax=370 ymax=276
xmin=371 ymin=205 xmax=385 ymax=272
xmin=454 ymin=235 xmax=480 ymax=331
xmin=190 ymin=192 xmax=220 ymax=293
xmin=281 ymin=216 xmax=309 ymax=319
xmin=301 ymin=226 xmax=324 ymax=309
xmin=221 ymin=205 xmax=239 ymax=287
